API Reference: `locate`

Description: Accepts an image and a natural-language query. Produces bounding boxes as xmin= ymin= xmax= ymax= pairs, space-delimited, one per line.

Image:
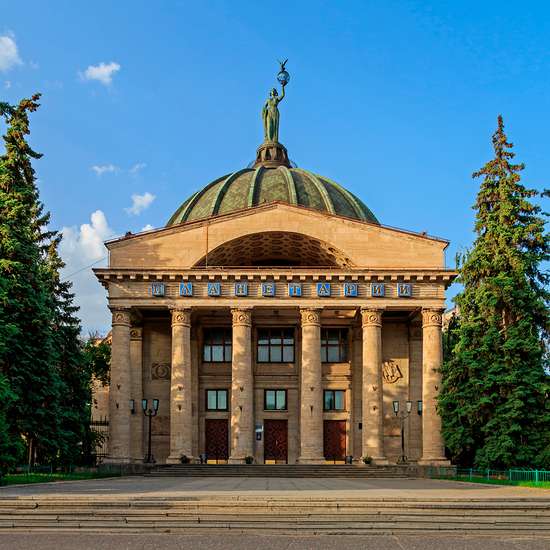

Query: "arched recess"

xmin=194 ymin=231 xmax=355 ymax=268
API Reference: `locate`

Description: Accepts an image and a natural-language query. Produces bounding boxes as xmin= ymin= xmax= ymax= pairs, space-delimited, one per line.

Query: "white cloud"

xmin=91 ymin=163 xmax=118 ymax=176
xmin=4 ymin=80 xmax=11 ymax=89
xmin=129 ymin=162 xmax=147 ymax=175
xmin=141 ymin=224 xmax=154 ymax=232
xmin=125 ymin=192 xmax=156 ymax=215
xmin=0 ymin=34 xmax=22 ymax=72
xmin=59 ymin=210 xmax=116 ymax=333
xmin=80 ymin=61 xmax=120 ymax=85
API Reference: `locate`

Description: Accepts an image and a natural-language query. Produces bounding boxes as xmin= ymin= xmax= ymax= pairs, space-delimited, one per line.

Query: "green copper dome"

xmin=166 ymin=165 xmax=379 ymax=226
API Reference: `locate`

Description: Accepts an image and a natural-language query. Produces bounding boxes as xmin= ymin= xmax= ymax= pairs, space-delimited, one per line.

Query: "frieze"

xmin=149 ymin=281 xmax=419 ymax=299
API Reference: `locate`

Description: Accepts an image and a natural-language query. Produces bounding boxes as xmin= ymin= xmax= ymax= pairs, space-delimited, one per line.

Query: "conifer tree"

xmin=0 ymin=95 xmax=92 ymax=466
xmin=439 ymin=116 xmax=550 ymax=469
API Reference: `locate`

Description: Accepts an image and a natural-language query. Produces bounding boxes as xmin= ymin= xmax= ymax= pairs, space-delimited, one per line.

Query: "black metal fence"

xmin=90 ymin=417 xmax=109 ymax=463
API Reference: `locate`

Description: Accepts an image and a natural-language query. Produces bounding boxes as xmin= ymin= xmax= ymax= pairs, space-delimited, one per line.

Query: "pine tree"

xmin=439 ymin=116 xmax=550 ymax=469
xmin=0 ymin=95 xmax=88 ymax=466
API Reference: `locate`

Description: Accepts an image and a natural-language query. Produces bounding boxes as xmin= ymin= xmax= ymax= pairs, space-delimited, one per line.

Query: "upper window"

xmin=321 ymin=328 xmax=348 ymax=363
xmin=264 ymin=389 xmax=287 ymax=411
xmin=203 ymin=327 xmax=232 ymax=362
xmin=257 ymin=328 xmax=295 ymax=363
xmin=324 ymin=390 xmax=345 ymax=411
xmin=206 ymin=389 xmax=228 ymax=411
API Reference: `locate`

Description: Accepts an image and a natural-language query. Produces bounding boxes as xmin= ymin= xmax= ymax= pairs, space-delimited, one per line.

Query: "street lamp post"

xmin=142 ymin=398 xmax=159 ymax=464
xmin=392 ymin=400 xmax=412 ymax=464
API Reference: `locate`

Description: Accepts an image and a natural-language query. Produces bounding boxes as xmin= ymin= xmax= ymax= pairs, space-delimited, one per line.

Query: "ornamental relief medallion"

xmin=382 ymin=360 xmax=403 ymax=384
xmin=151 ymin=362 xmax=171 ymax=380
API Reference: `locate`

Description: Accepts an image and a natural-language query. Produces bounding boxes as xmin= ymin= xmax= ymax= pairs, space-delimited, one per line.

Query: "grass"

xmin=0 ymin=470 xmax=122 ymax=486
xmin=438 ymin=476 xmax=550 ymax=489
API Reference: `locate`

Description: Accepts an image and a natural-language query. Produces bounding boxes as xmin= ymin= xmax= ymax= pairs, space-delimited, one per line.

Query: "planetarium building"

xmin=95 ymin=71 xmax=455 ymax=466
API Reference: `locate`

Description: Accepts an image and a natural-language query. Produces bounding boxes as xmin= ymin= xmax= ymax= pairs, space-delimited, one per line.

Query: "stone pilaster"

xmin=167 ymin=308 xmax=194 ymax=463
xmin=298 ymin=307 xmax=324 ymax=464
xmin=229 ymin=307 xmax=254 ymax=463
xmin=360 ymin=307 xmax=387 ymax=464
xmin=129 ymin=327 xmax=144 ymax=462
xmin=105 ymin=307 xmax=132 ymax=463
xmin=419 ymin=308 xmax=449 ymax=465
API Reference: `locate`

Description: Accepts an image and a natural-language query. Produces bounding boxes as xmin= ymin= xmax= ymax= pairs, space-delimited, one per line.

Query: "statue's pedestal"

xmin=254 ymin=141 xmax=291 ymax=168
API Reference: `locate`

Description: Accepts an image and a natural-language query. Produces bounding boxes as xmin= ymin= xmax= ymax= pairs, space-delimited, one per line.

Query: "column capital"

xmin=360 ymin=307 xmax=383 ymax=327
xmin=130 ymin=327 xmax=143 ymax=340
xmin=231 ymin=307 xmax=253 ymax=327
xmin=421 ymin=307 xmax=445 ymax=328
xmin=110 ymin=307 xmax=131 ymax=327
xmin=171 ymin=308 xmax=192 ymax=327
xmin=300 ymin=307 xmax=322 ymax=326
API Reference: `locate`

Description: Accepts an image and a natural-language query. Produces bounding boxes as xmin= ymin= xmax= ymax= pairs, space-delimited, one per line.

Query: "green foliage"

xmin=83 ymin=334 xmax=111 ymax=385
xmin=0 ymin=374 xmax=23 ymax=472
xmin=0 ymin=95 xmax=98 ymax=468
xmin=439 ymin=116 xmax=550 ymax=469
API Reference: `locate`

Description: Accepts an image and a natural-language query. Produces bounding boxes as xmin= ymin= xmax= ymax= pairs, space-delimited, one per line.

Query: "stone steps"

xmin=146 ymin=464 xmax=414 ymax=478
xmin=1 ymin=497 xmax=549 ymax=533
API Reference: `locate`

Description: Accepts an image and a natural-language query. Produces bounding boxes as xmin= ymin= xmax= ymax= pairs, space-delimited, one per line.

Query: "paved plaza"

xmin=0 ymin=532 xmax=549 ymax=550
xmin=1 ymin=475 xmax=549 ymax=500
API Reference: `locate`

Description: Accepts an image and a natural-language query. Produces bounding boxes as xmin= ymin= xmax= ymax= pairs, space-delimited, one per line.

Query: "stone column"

xmin=419 ymin=308 xmax=449 ymax=465
xmin=167 ymin=308 xmax=194 ymax=463
xmin=106 ymin=307 xmax=132 ymax=463
xmin=229 ymin=307 xmax=254 ymax=463
xmin=129 ymin=327 xmax=144 ymax=462
xmin=298 ymin=308 xmax=324 ymax=464
xmin=360 ymin=307 xmax=387 ymax=464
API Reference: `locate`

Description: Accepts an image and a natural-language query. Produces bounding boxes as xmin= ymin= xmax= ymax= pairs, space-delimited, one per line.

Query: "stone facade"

xmin=95 ymin=202 xmax=455 ymax=466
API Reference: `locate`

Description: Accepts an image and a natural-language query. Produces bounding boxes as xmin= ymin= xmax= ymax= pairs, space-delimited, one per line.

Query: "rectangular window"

xmin=203 ymin=327 xmax=232 ymax=362
xmin=320 ymin=328 xmax=348 ymax=363
xmin=324 ymin=390 xmax=345 ymax=411
xmin=264 ymin=389 xmax=287 ymax=411
xmin=206 ymin=389 xmax=228 ymax=411
xmin=257 ymin=328 xmax=295 ymax=363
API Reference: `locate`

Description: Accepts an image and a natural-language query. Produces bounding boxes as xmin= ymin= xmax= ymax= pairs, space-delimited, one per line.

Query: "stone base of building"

xmin=297 ymin=456 xmax=326 ymax=464
xmin=166 ymin=455 xmax=195 ymax=465
xmin=417 ymin=458 xmax=451 ymax=466
xmin=371 ymin=457 xmax=390 ymax=465
xmin=103 ymin=456 xmax=132 ymax=465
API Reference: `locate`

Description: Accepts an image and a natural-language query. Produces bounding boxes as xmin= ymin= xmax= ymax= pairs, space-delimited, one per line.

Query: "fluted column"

xmin=419 ymin=308 xmax=449 ymax=465
xmin=129 ymin=327 xmax=144 ymax=462
xmin=229 ymin=307 xmax=254 ymax=463
xmin=167 ymin=308 xmax=194 ymax=463
xmin=106 ymin=307 xmax=132 ymax=463
xmin=360 ymin=307 xmax=387 ymax=463
xmin=298 ymin=307 xmax=324 ymax=464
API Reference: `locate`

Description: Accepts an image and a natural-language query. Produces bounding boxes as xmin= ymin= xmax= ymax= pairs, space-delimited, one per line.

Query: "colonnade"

xmin=105 ymin=305 xmax=448 ymax=465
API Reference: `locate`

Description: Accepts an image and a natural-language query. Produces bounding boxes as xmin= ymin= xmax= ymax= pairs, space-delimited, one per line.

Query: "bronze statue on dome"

xmin=262 ymin=60 xmax=290 ymax=143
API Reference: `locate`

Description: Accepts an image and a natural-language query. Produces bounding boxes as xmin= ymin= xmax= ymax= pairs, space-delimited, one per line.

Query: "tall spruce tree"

xmin=0 ymin=95 xmax=92 ymax=466
xmin=439 ymin=116 xmax=550 ymax=469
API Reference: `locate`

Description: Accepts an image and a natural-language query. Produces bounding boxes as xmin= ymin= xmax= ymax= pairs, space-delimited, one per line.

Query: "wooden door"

xmin=323 ymin=420 xmax=346 ymax=462
xmin=264 ymin=419 xmax=288 ymax=463
xmin=205 ymin=419 xmax=229 ymax=462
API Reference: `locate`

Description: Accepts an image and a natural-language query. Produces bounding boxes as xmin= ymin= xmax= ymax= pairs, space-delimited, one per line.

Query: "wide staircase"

xmin=146 ymin=463 xmax=415 ymax=478
xmin=1 ymin=495 xmax=549 ymax=533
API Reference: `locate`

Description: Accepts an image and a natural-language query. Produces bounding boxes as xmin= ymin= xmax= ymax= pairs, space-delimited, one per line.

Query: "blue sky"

xmin=1 ymin=1 xmax=549 ymax=332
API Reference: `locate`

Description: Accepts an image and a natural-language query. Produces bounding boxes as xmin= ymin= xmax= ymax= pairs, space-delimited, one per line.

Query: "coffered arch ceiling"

xmin=194 ymin=231 xmax=354 ymax=268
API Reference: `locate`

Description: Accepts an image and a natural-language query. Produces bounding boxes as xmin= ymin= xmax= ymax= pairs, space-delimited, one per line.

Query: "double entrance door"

xmin=323 ymin=420 xmax=346 ymax=463
xmin=264 ymin=419 xmax=288 ymax=463
xmin=205 ymin=419 xmax=229 ymax=463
